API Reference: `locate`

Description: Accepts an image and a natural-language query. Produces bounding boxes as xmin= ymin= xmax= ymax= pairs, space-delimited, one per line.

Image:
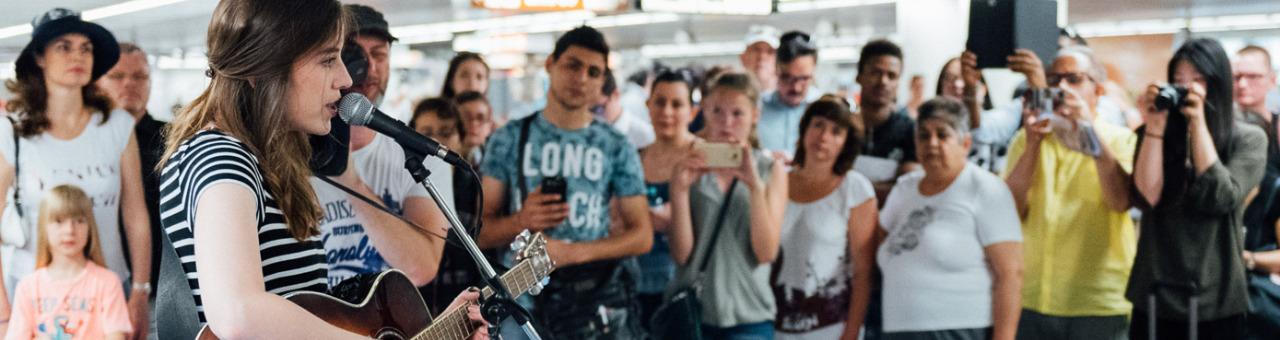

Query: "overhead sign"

xmin=639 ymin=0 xmax=774 ymax=15
xmin=472 ymin=0 xmax=624 ymax=11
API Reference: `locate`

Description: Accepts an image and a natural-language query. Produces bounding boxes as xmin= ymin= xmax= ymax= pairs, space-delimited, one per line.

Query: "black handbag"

xmin=648 ymin=178 xmax=738 ymax=340
xmin=1241 ymin=169 xmax=1280 ymax=338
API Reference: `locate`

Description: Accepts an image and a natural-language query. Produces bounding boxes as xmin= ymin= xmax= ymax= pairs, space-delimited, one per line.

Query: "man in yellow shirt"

xmin=1002 ymin=46 xmax=1138 ymax=339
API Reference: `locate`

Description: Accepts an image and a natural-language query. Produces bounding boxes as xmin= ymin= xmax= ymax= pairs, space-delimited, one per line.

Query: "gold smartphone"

xmin=696 ymin=143 xmax=743 ymax=168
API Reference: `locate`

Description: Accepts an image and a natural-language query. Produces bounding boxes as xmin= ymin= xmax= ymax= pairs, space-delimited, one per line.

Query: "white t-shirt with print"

xmin=877 ymin=164 xmax=1022 ymax=333
xmin=313 ymin=133 xmax=453 ymax=288
xmin=0 ymin=110 xmax=136 ymax=283
xmin=774 ymin=170 xmax=875 ymax=333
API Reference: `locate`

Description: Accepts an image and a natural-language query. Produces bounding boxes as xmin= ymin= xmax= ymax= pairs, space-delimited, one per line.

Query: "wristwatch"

xmin=1246 ymin=252 xmax=1257 ymax=271
xmin=132 ymin=282 xmax=152 ymax=294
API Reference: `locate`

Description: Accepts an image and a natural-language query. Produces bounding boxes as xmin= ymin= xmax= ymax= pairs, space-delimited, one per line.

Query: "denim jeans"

xmin=702 ymin=321 xmax=775 ymax=340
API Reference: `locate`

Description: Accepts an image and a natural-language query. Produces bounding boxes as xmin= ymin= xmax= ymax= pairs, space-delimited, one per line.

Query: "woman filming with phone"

xmin=668 ymin=72 xmax=787 ymax=339
xmin=1130 ymin=37 xmax=1267 ymax=339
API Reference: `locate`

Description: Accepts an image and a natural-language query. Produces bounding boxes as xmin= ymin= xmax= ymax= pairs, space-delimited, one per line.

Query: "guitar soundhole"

xmin=376 ymin=328 xmax=407 ymax=340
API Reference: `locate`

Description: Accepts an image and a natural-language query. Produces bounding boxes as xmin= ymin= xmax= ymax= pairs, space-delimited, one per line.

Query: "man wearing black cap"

xmin=308 ymin=2 xmax=454 ymax=303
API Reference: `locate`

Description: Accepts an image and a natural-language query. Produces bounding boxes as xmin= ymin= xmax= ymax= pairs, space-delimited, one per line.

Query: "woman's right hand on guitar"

xmin=448 ymin=287 xmax=490 ymax=340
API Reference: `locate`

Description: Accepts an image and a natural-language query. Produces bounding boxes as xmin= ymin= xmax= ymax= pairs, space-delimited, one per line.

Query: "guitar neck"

xmin=413 ymin=260 xmax=541 ymax=340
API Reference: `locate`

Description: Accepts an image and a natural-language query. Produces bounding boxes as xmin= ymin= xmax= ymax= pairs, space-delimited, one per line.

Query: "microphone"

xmin=338 ymin=93 xmax=469 ymax=168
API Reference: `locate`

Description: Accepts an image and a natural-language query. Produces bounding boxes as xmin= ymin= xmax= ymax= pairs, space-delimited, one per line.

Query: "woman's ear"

xmin=248 ymin=77 xmax=256 ymax=88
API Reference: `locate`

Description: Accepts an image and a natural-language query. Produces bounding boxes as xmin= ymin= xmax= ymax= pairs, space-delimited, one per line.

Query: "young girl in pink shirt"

xmin=5 ymin=184 xmax=131 ymax=340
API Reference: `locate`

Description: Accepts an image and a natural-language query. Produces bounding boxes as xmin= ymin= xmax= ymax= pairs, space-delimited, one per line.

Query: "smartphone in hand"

xmin=696 ymin=143 xmax=743 ymax=168
xmin=541 ymin=176 xmax=568 ymax=203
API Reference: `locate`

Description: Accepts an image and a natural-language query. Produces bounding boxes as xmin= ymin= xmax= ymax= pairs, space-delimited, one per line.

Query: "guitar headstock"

xmin=513 ymin=230 xmax=554 ymax=290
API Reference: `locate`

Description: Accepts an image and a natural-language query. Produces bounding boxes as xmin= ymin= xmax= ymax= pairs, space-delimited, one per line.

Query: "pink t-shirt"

xmin=5 ymin=262 xmax=132 ymax=340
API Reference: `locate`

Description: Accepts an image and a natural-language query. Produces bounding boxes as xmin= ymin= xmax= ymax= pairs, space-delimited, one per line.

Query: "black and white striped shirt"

xmin=159 ymin=130 xmax=328 ymax=323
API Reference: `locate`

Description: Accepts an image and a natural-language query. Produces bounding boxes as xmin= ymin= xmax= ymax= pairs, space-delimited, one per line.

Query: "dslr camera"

xmin=1154 ymin=84 xmax=1189 ymax=111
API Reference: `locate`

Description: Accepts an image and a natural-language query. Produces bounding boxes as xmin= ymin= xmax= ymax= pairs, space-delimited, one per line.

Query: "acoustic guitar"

xmin=195 ymin=231 xmax=555 ymax=339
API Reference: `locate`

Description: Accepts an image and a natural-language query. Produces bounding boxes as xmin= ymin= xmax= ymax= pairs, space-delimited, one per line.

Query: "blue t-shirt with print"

xmin=481 ymin=111 xmax=646 ymax=243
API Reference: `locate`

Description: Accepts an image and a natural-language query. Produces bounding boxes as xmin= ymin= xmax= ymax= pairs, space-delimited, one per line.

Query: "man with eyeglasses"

xmin=1234 ymin=46 xmax=1277 ymax=125
xmin=1001 ymin=45 xmax=1138 ymax=340
xmin=758 ymin=30 xmax=822 ymax=159
xmin=97 ymin=41 xmax=160 ymax=340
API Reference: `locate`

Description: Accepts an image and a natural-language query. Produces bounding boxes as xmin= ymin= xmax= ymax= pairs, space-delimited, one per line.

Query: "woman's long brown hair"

xmin=159 ymin=0 xmax=351 ymax=240
xmin=4 ymin=49 xmax=115 ymax=138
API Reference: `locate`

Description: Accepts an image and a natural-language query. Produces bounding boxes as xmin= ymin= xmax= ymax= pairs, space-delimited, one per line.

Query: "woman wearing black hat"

xmin=0 ymin=8 xmax=152 ymax=338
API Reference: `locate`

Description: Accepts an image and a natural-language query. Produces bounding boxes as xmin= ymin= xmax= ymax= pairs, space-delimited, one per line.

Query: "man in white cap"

xmin=742 ymin=25 xmax=780 ymax=93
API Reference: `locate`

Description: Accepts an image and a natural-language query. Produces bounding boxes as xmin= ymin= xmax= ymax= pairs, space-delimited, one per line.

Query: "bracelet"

xmin=1247 ymin=252 xmax=1258 ymax=271
xmin=132 ymin=282 xmax=152 ymax=294
xmin=1144 ymin=132 xmax=1163 ymax=139
xmin=0 ymin=318 xmax=9 ymax=324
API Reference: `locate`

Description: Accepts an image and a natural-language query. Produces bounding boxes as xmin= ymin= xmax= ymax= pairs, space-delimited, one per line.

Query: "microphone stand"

xmin=400 ymin=146 xmax=542 ymax=340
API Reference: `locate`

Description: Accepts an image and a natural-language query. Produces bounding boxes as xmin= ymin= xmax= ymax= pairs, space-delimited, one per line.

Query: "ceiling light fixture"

xmin=0 ymin=0 xmax=193 ymax=40
xmin=1074 ymin=13 xmax=1280 ymax=37
xmin=776 ymin=0 xmax=897 ymax=13
xmin=395 ymin=11 xmax=680 ymax=45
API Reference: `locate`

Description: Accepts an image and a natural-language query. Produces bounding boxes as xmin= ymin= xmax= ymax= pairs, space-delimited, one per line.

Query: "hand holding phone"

xmin=540 ymin=177 xmax=568 ymax=203
xmin=696 ymin=143 xmax=743 ymax=168
xmin=519 ymin=181 xmax=570 ymax=231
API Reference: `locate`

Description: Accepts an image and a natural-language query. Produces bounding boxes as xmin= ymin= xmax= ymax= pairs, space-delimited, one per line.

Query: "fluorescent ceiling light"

xmin=1074 ymin=13 xmax=1280 ymax=37
xmin=391 ymin=10 xmax=596 ymax=42
xmin=394 ymin=11 xmax=679 ymax=45
xmin=0 ymin=0 xmax=193 ymax=41
xmin=640 ymin=0 xmax=772 ymax=15
xmin=776 ymin=0 xmax=896 ymax=13
xmin=641 ymin=35 xmax=870 ymax=59
xmin=82 ymin=0 xmax=191 ymax=21
xmin=641 ymin=41 xmax=746 ymax=58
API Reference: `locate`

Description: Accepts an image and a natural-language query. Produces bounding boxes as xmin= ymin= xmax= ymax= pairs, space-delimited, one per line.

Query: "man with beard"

xmin=307 ymin=3 xmax=454 ymax=296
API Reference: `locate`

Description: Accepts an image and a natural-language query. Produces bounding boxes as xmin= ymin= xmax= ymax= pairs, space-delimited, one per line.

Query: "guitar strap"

xmin=156 ymin=222 xmax=201 ymax=339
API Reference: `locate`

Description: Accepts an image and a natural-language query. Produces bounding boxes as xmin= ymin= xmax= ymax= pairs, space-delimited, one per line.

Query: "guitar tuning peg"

xmin=529 ymin=282 xmax=544 ymax=296
xmin=511 ymin=230 xmax=532 ymax=251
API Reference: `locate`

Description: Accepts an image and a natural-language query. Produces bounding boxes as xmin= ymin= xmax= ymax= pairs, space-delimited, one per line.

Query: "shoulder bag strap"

xmin=697 ymin=178 xmax=739 ymax=273
xmin=9 ymin=117 xmax=19 ymax=218
xmin=515 ymin=114 xmax=536 ymax=207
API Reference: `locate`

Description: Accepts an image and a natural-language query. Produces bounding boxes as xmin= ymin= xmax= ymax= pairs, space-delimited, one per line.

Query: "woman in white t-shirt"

xmin=0 ymin=8 xmax=151 ymax=336
xmin=877 ymin=98 xmax=1024 ymax=340
xmin=773 ymin=99 xmax=877 ymax=340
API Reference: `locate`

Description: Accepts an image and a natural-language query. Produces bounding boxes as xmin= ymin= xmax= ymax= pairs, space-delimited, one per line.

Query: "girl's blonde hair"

xmin=704 ymin=72 xmax=762 ymax=149
xmin=36 ymin=184 xmax=107 ymax=269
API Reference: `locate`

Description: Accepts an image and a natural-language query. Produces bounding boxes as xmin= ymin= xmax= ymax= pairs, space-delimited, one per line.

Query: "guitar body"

xmin=194 ymin=231 xmax=553 ymax=340
xmin=195 ymin=270 xmax=433 ymax=340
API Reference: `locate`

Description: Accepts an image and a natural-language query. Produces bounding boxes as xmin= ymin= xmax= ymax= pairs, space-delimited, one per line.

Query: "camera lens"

xmin=1154 ymin=85 xmax=1185 ymax=111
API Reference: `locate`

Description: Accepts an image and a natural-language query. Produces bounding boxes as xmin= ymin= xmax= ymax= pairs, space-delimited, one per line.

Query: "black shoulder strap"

xmin=8 ymin=117 xmax=19 ymax=217
xmin=515 ymin=113 xmax=537 ymax=206
xmin=697 ymin=178 xmax=738 ymax=273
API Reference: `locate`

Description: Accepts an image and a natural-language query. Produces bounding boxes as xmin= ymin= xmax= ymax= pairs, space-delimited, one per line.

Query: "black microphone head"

xmin=338 ymin=93 xmax=375 ymax=126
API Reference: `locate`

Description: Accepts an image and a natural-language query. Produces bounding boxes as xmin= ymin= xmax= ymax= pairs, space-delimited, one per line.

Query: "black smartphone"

xmin=541 ymin=177 xmax=567 ymax=203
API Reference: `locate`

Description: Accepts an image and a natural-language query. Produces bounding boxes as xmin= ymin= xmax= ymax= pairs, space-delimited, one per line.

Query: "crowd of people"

xmin=0 ymin=1 xmax=1278 ymax=340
